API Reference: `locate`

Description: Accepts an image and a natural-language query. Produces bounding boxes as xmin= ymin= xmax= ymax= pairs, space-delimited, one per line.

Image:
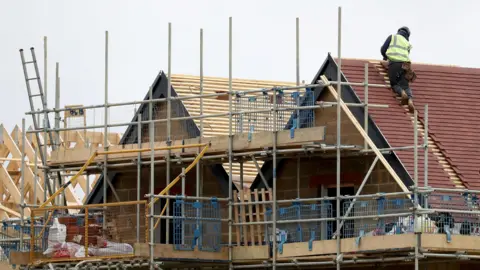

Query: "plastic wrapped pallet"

xmin=43 ymin=218 xmax=67 ymax=256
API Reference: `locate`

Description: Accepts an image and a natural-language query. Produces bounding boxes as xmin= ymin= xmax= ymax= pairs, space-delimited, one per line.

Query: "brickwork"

xmin=140 ymin=101 xmax=193 ymax=143
xmin=314 ymin=91 xmax=364 ymax=146
xmin=103 ymin=163 xmax=227 ymax=244
xmin=275 ymin=156 xmax=403 ymax=200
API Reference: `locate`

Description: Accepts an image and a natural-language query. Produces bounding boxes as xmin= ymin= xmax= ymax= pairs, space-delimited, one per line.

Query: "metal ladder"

xmin=19 ymin=47 xmax=64 ymax=204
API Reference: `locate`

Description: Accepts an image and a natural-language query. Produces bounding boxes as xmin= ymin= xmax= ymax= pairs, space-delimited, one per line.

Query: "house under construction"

xmin=3 ymin=7 xmax=480 ymax=270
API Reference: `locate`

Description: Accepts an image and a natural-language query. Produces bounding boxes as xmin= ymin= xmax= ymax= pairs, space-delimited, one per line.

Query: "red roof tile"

xmin=339 ymin=59 xmax=456 ymax=189
xmin=407 ymin=63 xmax=480 ymax=189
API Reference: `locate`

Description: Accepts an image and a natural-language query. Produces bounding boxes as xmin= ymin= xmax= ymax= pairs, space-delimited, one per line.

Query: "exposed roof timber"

xmin=0 ymin=123 xmax=115 ymax=218
xmin=85 ymin=71 xmax=235 ymax=205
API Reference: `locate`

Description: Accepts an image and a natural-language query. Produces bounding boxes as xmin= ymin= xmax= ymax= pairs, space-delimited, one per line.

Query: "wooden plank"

xmin=233 ymin=191 xmax=240 ymax=246
xmin=261 ymin=189 xmax=267 ymax=241
xmin=232 ymin=246 xmax=269 ymax=261
xmin=278 ymin=234 xmax=416 ymax=258
xmin=253 ymin=189 xmax=262 ymax=244
xmin=276 ymin=234 xmax=480 ymax=258
xmin=239 ymin=189 xmax=248 ymax=245
xmin=45 ymin=131 xmax=122 ymax=145
xmin=134 ymin=243 xmax=228 ymax=261
xmin=0 ymin=166 xmax=29 ymax=216
xmin=0 ymin=203 xmax=20 ymax=218
xmin=321 ymin=76 xmax=409 ymax=193
xmin=247 ymin=191 xmax=255 ymax=245
xmin=49 ymin=126 xmax=327 ymax=166
xmin=10 ymin=251 xmax=45 ymax=265
xmin=422 ymin=234 xmax=480 ymax=253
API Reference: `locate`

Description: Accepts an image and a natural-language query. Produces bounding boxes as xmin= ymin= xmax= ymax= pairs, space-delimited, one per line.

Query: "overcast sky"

xmin=0 ymin=0 xmax=477 ymax=132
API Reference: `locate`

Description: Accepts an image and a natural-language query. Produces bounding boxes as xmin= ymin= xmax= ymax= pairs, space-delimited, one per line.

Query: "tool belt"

xmin=402 ymin=62 xmax=417 ymax=82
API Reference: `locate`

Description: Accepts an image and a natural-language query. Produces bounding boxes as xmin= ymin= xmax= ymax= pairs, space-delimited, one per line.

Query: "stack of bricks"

xmin=58 ymin=216 xmax=102 ymax=247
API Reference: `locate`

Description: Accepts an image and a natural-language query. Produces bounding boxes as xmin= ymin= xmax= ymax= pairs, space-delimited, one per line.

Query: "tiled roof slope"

xmin=170 ymin=74 xmax=297 ymax=188
xmin=392 ymin=62 xmax=480 ymax=189
xmin=339 ymin=58 xmax=470 ymax=189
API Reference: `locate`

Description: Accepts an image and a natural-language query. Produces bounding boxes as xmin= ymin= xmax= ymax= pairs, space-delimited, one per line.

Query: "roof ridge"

xmin=372 ymin=62 xmax=467 ymax=189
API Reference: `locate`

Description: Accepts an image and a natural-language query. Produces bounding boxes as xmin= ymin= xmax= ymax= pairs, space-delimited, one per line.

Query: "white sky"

xmin=0 ymin=0 xmax=478 ymax=132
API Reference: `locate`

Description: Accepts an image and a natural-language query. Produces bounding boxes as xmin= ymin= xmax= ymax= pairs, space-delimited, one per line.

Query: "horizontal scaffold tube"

xmin=148 ymin=145 xmax=209 ymax=229
xmin=39 ymin=144 xmax=207 ymax=208
xmin=26 ymin=102 xmax=388 ymax=134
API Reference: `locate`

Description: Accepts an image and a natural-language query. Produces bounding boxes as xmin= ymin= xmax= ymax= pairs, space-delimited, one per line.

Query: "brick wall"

xmin=140 ymin=101 xmax=193 ymax=143
xmin=275 ymin=156 xmax=404 ymax=199
xmin=314 ymin=91 xmax=364 ymax=146
xmin=104 ymin=164 xmax=228 ymax=244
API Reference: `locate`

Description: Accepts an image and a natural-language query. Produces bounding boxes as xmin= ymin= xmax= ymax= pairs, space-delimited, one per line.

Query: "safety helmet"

xmin=398 ymin=26 xmax=411 ymax=37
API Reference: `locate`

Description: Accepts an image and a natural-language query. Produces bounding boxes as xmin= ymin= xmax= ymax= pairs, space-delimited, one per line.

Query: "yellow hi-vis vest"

xmin=386 ymin=34 xmax=412 ymax=62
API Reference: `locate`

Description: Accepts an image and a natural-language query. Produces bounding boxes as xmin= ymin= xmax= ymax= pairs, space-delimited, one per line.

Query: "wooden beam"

xmin=279 ymin=234 xmax=415 ymax=258
xmin=23 ymin=127 xmax=83 ymax=205
xmin=422 ymin=234 xmax=480 ymax=253
xmin=0 ymin=203 xmax=20 ymax=218
xmin=2 ymin=125 xmax=45 ymax=203
xmin=50 ymin=126 xmax=327 ymax=166
xmin=0 ymin=166 xmax=30 ymax=216
xmin=13 ymin=126 xmax=41 ymax=166
xmin=134 ymin=243 xmax=228 ymax=261
xmin=320 ymin=76 xmax=409 ymax=193
xmin=6 ymin=126 xmax=81 ymax=206
xmin=232 ymin=246 xmax=269 ymax=261
xmin=277 ymin=234 xmax=480 ymax=258
xmin=45 ymin=131 xmax=121 ymax=145
xmin=70 ymin=132 xmax=87 ymax=193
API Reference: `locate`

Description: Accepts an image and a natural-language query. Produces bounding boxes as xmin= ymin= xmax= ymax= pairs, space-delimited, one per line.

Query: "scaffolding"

xmin=6 ymin=5 xmax=480 ymax=270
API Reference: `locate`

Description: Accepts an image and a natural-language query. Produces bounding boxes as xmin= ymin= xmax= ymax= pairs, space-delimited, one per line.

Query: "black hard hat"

xmin=398 ymin=26 xmax=411 ymax=37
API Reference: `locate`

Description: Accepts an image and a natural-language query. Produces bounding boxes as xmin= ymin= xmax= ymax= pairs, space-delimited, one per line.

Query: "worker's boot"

xmin=400 ymin=90 xmax=409 ymax=105
xmin=408 ymin=98 xmax=415 ymax=113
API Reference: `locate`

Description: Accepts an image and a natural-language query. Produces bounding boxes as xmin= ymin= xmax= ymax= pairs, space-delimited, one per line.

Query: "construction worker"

xmin=380 ymin=26 xmax=415 ymax=112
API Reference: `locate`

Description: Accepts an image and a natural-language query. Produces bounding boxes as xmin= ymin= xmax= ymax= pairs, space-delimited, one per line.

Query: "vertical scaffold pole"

xmin=44 ymin=36 xmax=47 ymax=105
xmin=197 ymin=28 xmax=203 ymax=195
xmin=296 ymin=17 xmax=300 ymax=87
xmin=200 ymin=28 xmax=204 ymax=139
xmin=414 ymin=110 xmax=419 ymax=270
xmin=166 ymin=22 xmax=172 ymax=245
xmin=55 ymin=63 xmax=64 ymax=206
xmin=149 ymin=86 xmax=155 ymax=269
xmin=296 ymin=17 xmax=301 ymax=198
xmin=103 ymin=30 xmax=109 ymax=230
xmin=364 ymin=63 xmax=369 ymax=150
xmin=34 ymin=147 xmax=38 ymax=207
xmin=424 ymin=105 xmax=428 ymax=208
xmin=272 ymin=86 xmax=278 ymax=270
xmin=181 ymin=167 xmax=186 ymax=244
xmin=196 ymin=28 xmax=204 ymax=249
xmin=43 ymin=37 xmax=50 ymax=205
xmin=228 ymin=16 xmax=234 ymax=270
xmin=336 ymin=6 xmax=342 ymax=270
xmin=137 ymin=113 xmax=142 ymax=243
xmin=55 ymin=62 xmax=60 ymax=152
xmin=20 ymin=118 xmax=26 ymax=250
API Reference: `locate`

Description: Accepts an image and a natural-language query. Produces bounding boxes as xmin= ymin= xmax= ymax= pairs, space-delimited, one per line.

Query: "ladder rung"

xmin=27 ymin=77 xmax=38 ymax=81
xmin=29 ymin=94 xmax=42 ymax=98
xmin=24 ymin=61 xmax=35 ymax=64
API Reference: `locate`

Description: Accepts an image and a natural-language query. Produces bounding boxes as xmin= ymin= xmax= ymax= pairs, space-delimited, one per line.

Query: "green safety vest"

xmin=386 ymin=34 xmax=412 ymax=62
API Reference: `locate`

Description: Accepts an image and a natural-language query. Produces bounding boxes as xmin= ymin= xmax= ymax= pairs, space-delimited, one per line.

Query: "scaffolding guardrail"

xmin=28 ymin=201 xmax=148 ymax=265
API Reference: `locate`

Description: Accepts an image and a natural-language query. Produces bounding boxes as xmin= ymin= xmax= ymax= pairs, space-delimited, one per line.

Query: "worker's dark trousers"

xmin=388 ymin=61 xmax=413 ymax=99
